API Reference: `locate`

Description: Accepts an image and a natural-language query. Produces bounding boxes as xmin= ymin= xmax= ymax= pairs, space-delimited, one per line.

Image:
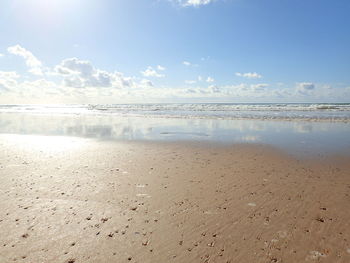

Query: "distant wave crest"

xmin=0 ymin=103 xmax=350 ymax=122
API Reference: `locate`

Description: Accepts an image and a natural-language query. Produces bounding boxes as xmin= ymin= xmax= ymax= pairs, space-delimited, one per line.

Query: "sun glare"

xmin=12 ymin=0 xmax=80 ymax=25
xmin=2 ymin=134 xmax=87 ymax=153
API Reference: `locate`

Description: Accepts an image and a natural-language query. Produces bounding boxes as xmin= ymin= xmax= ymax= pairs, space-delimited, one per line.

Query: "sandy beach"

xmin=1 ymin=0 xmax=350 ymax=261
xmin=0 ymin=135 xmax=349 ymax=263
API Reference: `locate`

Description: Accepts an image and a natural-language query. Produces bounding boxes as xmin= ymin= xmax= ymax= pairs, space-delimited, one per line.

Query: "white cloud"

xmin=297 ymin=82 xmax=315 ymax=90
xmin=139 ymin=82 xmax=349 ymax=101
xmin=187 ymin=76 xmax=213 ymax=83
xmin=21 ymin=79 xmax=58 ymax=90
xmin=141 ymin=66 xmax=165 ymax=78
xmin=208 ymin=85 xmax=220 ymax=93
xmin=55 ymin=57 xmax=94 ymax=77
xmin=206 ymin=76 xmax=214 ymax=83
xmin=182 ymin=60 xmax=199 ymax=67
xmin=55 ymin=57 xmax=135 ymax=89
xmin=0 ymin=72 xmax=306 ymax=101
xmin=0 ymin=83 xmax=8 ymax=91
xmin=179 ymin=83 xmax=276 ymax=99
xmin=29 ymin=68 xmax=44 ymax=76
xmin=140 ymin=79 xmax=154 ymax=87
xmin=157 ymin=65 xmax=166 ymax=71
xmin=296 ymin=82 xmax=315 ymax=95
xmin=0 ymin=53 xmax=3 ymax=57
xmin=7 ymin=45 xmax=43 ymax=75
xmin=143 ymin=83 xmax=276 ymax=100
xmin=235 ymin=72 xmax=262 ymax=79
xmin=0 ymin=71 xmax=20 ymax=79
xmin=179 ymin=0 xmax=214 ymax=7
xmin=11 ymin=79 xmax=69 ymax=101
xmin=251 ymin=83 xmax=268 ymax=90
xmin=1 ymin=47 xmax=349 ymax=103
xmin=56 ymin=58 xmax=110 ymax=88
xmin=0 ymin=71 xmax=20 ymax=92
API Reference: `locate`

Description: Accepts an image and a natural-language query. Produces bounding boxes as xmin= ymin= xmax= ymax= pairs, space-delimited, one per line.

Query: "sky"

xmin=0 ymin=0 xmax=350 ymax=104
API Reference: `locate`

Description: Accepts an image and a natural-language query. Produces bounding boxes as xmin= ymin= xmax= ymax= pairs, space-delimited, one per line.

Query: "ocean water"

xmin=0 ymin=103 xmax=349 ymax=156
xmin=0 ymin=103 xmax=350 ymax=121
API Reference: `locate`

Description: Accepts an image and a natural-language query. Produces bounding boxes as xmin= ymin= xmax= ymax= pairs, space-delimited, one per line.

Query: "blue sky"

xmin=0 ymin=0 xmax=349 ymax=103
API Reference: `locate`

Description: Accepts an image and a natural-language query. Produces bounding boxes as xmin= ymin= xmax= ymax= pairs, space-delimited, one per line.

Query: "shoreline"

xmin=1 ymin=133 xmax=350 ymax=159
xmin=2 ymin=111 xmax=350 ymax=123
xmin=0 ymin=136 xmax=349 ymax=262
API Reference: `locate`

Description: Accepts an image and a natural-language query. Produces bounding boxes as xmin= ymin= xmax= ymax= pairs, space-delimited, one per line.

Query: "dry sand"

xmin=0 ymin=135 xmax=349 ymax=263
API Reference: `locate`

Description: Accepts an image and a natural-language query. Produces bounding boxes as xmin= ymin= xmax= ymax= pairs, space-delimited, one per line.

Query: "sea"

xmin=0 ymin=103 xmax=350 ymax=121
xmin=0 ymin=103 xmax=350 ymax=156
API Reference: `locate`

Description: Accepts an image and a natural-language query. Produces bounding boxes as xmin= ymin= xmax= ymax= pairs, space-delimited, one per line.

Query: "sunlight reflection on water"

xmin=0 ymin=112 xmax=349 ymax=155
xmin=1 ymin=134 xmax=87 ymax=153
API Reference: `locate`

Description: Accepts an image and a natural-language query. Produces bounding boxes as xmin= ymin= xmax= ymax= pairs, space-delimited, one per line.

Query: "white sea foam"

xmin=0 ymin=103 xmax=349 ymax=121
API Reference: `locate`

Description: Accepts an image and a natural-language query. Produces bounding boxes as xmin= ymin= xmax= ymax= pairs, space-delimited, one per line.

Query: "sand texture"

xmin=0 ymin=135 xmax=349 ymax=263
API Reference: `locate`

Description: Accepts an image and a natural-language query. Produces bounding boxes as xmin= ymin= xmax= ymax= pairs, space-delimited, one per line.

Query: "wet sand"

xmin=0 ymin=135 xmax=349 ymax=263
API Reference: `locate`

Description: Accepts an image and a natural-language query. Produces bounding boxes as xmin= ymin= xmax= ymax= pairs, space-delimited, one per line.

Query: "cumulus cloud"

xmin=235 ymin=72 xmax=262 ymax=79
xmin=21 ymin=79 xmax=58 ymax=90
xmin=2 ymin=45 xmax=348 ymax=103
xmin=140 ymin=79 xmax=154 ymax=87
xmin=148 ymin=83 xmax=277 ymax=99
xmin=188 ymin=83 xmax=275 ymax=99
xmin=297 ymin=82 xmax=315 ymax=90
xmin=141 ymin=66 xmax=165 ymax=78
xmin=208 ymin=85 xmax=220 ymax=93
xmin=7 ymin=45 xmax=43 ymax=75
xmin=55 ymin=57 xmax=135 ymax=89
xmin=56 ymin=57 xmax=93 ymax=77
xmin=206 ymin=77 xmax=214 ymax=83
xmin=296 ymin=82 xmax=315 ymax=95
xmin=0 ymin=71 xmax=20 ymax=79
xmin=10 ymin=79 xmax=70 ymax=101
xmin=56 ymin=58 xmax=111 ymax=88
xmin=296 ymin=82 xmax=315 ymax=96
xmin=0 ymin=71 xmax=20 ymax=92
xmin=251 ymin=83 xmax=268 ymax=91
